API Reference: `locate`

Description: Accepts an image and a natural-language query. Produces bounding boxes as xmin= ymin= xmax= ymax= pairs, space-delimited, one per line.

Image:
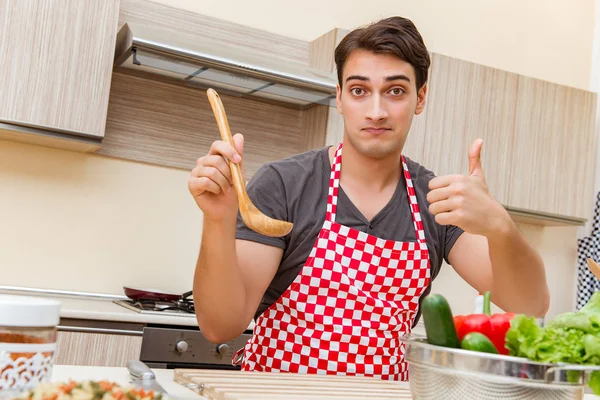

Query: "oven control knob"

xmin=216 ymin=343 xmax=230 ymax=355
xmin=175 ymin=340 xmax=189 ymax=354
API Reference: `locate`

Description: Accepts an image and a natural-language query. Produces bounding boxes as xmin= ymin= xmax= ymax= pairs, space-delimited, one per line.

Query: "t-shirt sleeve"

xmin=235 ymin=164 xmax=288 ymax=249
xmin=444 ymin=224 xmax=464 ymax=264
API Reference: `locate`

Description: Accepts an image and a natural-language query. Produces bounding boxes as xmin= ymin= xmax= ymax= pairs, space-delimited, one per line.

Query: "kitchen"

xmin=1 ymin=0 xmax=600 ymax=398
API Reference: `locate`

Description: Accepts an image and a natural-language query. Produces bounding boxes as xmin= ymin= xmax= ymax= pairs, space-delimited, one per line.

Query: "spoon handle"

xmin=588 ymin=258 xmax=600 ymax=281
xmin=206 ymin=88 xmax=248 ymax=202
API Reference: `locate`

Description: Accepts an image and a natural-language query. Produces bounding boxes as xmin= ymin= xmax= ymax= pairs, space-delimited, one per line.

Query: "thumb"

xmin=233 ymin=132 xmax=244 ymax=158
xmin=468 ymin=138 xmax=484 ymax=177
xmin=232 ymin=133 xmax=245 ymax=176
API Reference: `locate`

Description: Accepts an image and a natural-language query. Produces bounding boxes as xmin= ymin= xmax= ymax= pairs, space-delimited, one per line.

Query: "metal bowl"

xmin=401 ymin=334 xmax=600 ymax=400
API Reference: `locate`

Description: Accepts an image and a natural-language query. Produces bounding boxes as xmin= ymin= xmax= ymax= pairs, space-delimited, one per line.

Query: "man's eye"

xmin=390 ymin=88 xmax=405 ymax=95
xmin=350 ymin=88 xmax=364 ymax=96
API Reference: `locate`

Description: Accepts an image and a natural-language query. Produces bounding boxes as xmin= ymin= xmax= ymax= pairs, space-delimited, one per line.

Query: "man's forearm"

xmin=487 ymin=220 xmax=550 ymax=317
xmin=193 ymin=217 xmax=249 ymax=342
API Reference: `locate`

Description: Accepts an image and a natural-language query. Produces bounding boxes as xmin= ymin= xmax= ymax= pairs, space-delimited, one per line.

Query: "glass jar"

xmin=0 ymin=295 xmax=60 ymax=397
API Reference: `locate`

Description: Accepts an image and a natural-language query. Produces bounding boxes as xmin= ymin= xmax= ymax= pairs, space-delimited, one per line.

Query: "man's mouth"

xmin=363 ymin=127 xmax=391 ymax=134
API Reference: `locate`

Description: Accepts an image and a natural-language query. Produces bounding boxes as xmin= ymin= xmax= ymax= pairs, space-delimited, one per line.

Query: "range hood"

xmin=113 ymin=23 xmax=337 ymax=108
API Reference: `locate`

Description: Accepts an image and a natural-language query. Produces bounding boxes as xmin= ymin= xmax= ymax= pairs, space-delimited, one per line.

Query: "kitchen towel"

xmin=576 ymin=192 xmax=600 ymax=309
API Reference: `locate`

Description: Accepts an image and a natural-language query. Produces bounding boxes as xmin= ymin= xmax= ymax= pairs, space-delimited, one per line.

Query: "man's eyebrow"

xmin=385 ymin=74 xmax=411 ymax=82
xmin=345 ymin=75 xmax=369 ymax=83
xmin=344 ymin=74 xmax=411 ymax=83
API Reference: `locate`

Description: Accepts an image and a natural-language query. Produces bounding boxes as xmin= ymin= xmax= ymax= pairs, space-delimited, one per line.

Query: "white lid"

xmin=0 ymin=295 xmax=61 ymax=327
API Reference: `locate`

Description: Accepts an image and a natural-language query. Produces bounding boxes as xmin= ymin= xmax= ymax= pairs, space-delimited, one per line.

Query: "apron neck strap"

xmin=326 ymin=142 xmax=426 ymax=243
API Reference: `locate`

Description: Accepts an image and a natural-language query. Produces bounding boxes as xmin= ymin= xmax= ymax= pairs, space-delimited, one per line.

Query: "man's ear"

xmin=415 ymin=83 xmax=427 ymax=115
xmin=336 ymin=84 xmax=343 ymax=115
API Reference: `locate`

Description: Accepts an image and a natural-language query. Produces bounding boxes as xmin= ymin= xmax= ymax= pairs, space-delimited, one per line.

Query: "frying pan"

xmin=123 ymin=286 xmax=193 ymax=302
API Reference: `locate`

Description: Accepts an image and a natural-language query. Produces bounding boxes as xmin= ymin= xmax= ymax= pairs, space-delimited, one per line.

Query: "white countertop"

xmin=59 ymin=296 xmax=200 ymax=327
xmin=48 ymin=365 xmax=600 ymax=400
xmin=0 ymin=287 xmax=254 ymax=330
xmin=0 ymin=288 xmax=199 ymax=326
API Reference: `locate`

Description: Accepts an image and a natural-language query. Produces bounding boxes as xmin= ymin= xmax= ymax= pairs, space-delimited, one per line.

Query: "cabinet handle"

xmin=57 ymin=325 xmax=143 ymax=336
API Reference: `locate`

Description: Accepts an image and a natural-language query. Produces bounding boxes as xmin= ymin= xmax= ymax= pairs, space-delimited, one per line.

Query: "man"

xmin=188 ymin=16 xmax=550 ymax=380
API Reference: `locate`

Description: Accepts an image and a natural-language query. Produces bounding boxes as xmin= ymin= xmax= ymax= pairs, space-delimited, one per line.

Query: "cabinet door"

xmin=509 ymin=77 xmax=597 ymax=219
xmin=55 ymin=331 xmax=142 ymax=367
xmin=419 ymin=54 xmax=518 ymax=205
xmin=0 ymin=0 xmax=120 ymax=138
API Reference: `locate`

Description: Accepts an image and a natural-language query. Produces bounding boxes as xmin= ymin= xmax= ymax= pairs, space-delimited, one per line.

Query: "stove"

xmin=113 ymin=299 xmax=196 ymax=317
xmin=114 ymin=297 xmax=252 ymax=370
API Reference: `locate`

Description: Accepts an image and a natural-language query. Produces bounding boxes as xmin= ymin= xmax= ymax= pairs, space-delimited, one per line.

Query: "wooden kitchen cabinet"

xmin=510 ymin=76 xmax=597 ymax=220
xmin=0 ymin=0 xmax=120 ymax=151
xmin=55 ymin=331 xmax=142 ymax=367
xmin=407 ymin=53 xmax=596 ymax=223
xmin=419 ymin=54 xmax=518 ymax=206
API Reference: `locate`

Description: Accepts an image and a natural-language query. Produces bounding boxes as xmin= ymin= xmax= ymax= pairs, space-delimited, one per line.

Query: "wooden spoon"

xmin=587 ymin=258 xmax=600 ymax=280
xmin=206 ymin=88 xmax=293 ymax=237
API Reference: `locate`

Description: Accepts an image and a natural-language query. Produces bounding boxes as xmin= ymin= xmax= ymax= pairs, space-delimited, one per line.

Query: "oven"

xmin=113 ymin=296 xmax=252 ymax=370
xmin=139 ymin=325 xmax=252 ymax=370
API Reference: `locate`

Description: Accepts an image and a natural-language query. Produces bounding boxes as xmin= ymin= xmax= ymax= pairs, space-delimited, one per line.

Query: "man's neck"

xmin=329 ymin=140 xmax=403 ymax=193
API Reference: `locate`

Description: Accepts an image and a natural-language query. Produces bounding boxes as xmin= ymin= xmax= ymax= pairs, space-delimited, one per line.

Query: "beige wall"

xmin=0 ymin=141 xmax=202 ymax=295
xmin=1 ymin=0 xmax=596 ymax=319
xmin=434 ymin=223 xmax=580 ymax=318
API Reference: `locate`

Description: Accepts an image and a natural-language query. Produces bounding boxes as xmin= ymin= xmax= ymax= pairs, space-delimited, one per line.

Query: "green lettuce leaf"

xmin=506 ymin=292 xmax=600 ymax=395
xmin=590 ymin=371 xmax=600 ymax=395
xmin=580 ymin=292 xmax=600 ymax=316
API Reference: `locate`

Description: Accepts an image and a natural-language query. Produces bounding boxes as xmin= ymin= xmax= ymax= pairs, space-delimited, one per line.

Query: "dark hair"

xmin=334 ymin=17 xmax=431 ymax=90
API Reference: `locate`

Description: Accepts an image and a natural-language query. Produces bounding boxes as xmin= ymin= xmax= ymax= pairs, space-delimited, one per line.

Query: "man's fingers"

xmin=197 ymin=166 xmax=231 ymax=193
xmin=426 ymin=186 xmax=453 ymax=204
xmin=429 ymin=199 xmax=455 ymax=215
xmin=208 ymin=140 xmax=241 ymax=164
xmin=189 ymin=176 xmax=222 ymax=195
xmin=201 ymin=155 xmax=233 ymax=186
xmin=429 ymin=174 xmax=463 ymax=190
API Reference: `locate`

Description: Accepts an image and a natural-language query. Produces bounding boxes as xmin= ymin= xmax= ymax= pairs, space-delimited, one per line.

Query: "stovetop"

xmin=114 ymin=299 xmax=196 ymax=317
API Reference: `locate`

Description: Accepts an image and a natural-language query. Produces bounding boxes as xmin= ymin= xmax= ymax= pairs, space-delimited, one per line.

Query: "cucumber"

xmin=421 ymin=294 xmax=460 ymax=348
xmin=460 ymin=332 xmax=498 ymax=354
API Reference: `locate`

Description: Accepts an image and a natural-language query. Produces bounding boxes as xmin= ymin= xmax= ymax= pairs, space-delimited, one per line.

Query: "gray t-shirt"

xmin=236 ymin=146 xmax=464 ymax=325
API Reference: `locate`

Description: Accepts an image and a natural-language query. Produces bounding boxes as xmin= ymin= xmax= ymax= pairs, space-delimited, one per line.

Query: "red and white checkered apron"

xmin=233 ymin=142 xmax=431 ymax=381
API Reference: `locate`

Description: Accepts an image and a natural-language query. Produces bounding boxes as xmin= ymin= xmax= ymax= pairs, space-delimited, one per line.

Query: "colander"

xmin=401 ymin=334 xmax=600 ymax=400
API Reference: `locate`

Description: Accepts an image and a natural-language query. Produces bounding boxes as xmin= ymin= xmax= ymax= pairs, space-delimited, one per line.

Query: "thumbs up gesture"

xmin=427 ymin=138 xmax=510 ymax=236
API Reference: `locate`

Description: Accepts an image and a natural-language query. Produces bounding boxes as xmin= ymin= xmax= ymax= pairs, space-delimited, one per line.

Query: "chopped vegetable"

xmin=15 ymin=380 xmax=166 ymax=400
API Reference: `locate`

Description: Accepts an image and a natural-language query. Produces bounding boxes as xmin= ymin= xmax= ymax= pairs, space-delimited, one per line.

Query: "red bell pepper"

xmin=488 ymin=312 xmax=515 ymax=355
xmin=452 ymin=291 xmax=515 ymax=355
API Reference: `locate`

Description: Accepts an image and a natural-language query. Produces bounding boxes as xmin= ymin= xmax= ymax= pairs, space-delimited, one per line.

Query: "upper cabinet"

xmin=416 ymin=54 xmax=597 ymax=224
xmin=510 ymin=76 xmax=597 ymax=220
xmin=0 ymin=0 xmax=120 ymax=151
xmin=418 ymin=54 xmax=519 ymax=207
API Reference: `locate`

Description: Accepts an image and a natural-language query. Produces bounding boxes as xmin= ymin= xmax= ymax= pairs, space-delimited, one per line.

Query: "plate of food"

xmin=13 ymin=379 xmax=170 ymax=400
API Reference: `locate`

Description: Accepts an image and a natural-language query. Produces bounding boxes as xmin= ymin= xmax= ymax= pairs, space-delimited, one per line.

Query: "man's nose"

xmin=365 ymin=95 xmax=388 ymax=121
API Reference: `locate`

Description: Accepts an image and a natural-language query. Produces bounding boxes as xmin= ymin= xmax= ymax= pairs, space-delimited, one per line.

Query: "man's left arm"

xmin=427 ymin=138 xmax=550 ymax=317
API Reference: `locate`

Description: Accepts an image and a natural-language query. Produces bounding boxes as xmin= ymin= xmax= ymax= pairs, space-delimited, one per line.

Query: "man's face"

xmin=336 ymin=49 xmax=426 ymax=159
